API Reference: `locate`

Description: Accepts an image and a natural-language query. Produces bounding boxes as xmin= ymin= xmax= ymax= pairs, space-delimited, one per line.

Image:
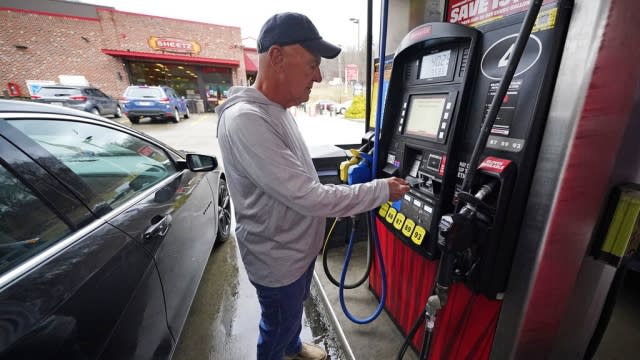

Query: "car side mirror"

xmin=185 ymin=153 xmax=218 ymax=172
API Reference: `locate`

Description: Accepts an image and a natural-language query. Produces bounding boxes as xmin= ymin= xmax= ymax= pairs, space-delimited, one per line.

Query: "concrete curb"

xmin=312 ymin=271 xmax=356 ymax=360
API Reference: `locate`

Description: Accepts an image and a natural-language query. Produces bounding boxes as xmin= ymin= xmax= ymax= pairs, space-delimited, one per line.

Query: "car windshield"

xmin=36 ymin=87 xmax=82 ymax=97
xmin=126 ymin=87 xmax=163 ymax=98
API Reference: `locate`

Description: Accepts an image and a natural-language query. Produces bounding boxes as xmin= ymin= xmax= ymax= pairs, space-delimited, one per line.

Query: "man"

xmin=216 ymin=12 xmax=409 ymax=360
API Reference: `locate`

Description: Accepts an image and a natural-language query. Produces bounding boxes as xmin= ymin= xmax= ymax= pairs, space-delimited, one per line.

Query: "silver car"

xmin=31 ymin=85 xmax=122 ymax=118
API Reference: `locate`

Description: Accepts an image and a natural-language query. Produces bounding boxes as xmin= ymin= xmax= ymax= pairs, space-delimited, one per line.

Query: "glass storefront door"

xmin=128 ymin=62 xmax=199 ymax=97
xmin=201 ymin=67 xmax=232 ymax=111
xmin=127 ymin=62 xmax=233 ymax=111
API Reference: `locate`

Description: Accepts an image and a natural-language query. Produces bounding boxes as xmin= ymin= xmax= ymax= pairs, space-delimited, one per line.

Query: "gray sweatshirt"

xmin=216 ymin=86 xmax=389 ymax=287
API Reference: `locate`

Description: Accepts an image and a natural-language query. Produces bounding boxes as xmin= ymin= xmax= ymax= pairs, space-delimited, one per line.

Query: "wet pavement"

xmin=172 ymin=236 xmax=346 ymax=360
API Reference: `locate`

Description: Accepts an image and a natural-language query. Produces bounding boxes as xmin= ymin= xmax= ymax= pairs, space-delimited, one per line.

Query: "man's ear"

xmin=268 ymin=45 xmax=285 ymax=71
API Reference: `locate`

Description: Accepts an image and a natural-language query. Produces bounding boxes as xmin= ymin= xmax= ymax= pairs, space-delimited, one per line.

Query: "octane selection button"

xmin=411 ymin=226 xmax=427 ymax=245
xmin=393 ymin=213 xmax=406 ymax=230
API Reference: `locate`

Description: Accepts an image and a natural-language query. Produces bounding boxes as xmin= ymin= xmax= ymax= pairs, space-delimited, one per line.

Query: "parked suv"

xmin=31 ymin=85 xmax=122 ymax=118
xmin=121 ymin=85 xmax=190 ymax=124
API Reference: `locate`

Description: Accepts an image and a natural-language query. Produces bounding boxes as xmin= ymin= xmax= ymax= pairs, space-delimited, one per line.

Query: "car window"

xmin=93 ymin=89 xmax=108 ymax=98
xmin=8 ymin=120 xmax=177 ymax=209
xmin=125 ymin=87 xmax=163 ymax=98
xmin=0 ymin=163 xmax=72 ymax=276
xmin=36 ymin=87 xmax=82 ymax=97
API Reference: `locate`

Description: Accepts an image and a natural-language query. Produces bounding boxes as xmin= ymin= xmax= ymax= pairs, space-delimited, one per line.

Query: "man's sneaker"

xmin=283 ymin=342 xmax=327 ymax=360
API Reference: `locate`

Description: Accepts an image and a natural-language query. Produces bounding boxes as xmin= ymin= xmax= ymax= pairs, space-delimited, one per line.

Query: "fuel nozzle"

xmin=432 ymin=180 xmax=498 ymax=307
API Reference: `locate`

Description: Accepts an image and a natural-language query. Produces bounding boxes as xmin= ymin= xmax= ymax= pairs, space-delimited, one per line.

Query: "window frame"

xmin=0 ymin=113 xmax=189 ymax=219
xmin=0 ymin=135 xmax=90 ymax=288
xmin=0 ymin=112 xmax=192 ymax=288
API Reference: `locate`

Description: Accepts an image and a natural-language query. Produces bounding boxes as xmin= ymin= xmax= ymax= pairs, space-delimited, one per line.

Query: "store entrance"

xmin=201 ymin=67 xmax=232 ymax=112
xmin=129 ymin=62 xmax=199 ymax=97
xmin=127 ymin=61 xmax=234 ymax=112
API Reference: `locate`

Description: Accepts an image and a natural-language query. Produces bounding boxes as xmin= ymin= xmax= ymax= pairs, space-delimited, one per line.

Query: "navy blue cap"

xmin=257 ymin=12 xmax=341 ymax=59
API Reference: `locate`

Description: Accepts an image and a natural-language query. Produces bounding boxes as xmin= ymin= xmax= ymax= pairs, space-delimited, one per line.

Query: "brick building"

xmin=0 ymin=0 xmax=250 ymax=108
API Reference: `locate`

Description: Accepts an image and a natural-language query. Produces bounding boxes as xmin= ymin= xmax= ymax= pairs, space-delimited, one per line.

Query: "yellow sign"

xmin=148 ymin=37 xmax=201 ymax=55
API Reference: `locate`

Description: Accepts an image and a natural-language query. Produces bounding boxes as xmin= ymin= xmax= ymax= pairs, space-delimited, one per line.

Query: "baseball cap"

xmin=257 ymin=12 xmax=341 ymax=59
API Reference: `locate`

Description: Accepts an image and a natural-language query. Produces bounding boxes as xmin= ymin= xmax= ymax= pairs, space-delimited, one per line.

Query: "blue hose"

xmin=338 ymin=0 xmax=390 ymax=324
xmin=339 ymin=214 xmax=386 ymax=323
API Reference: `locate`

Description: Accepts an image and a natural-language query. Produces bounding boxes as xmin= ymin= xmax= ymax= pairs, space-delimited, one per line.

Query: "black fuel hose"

xmin=322 ymin=214 xmax=373 ymax=289
xmin=397 ymin=310 xmax=425 ymax=360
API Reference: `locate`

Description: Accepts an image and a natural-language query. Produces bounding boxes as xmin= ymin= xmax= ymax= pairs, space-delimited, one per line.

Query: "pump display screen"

xmin=404 ymin=95 xmax=447 ymax=139
xmin=419 ymin=50 xmax=451 ymax=79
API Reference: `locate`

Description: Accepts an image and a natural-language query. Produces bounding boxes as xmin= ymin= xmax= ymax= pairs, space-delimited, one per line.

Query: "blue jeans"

xmin=251 ymin=262 xmax=315 ymax=360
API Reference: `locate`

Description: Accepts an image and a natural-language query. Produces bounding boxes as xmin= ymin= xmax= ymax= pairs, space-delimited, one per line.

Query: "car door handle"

xmin=143 ymin=215 xmax=172 ymax=241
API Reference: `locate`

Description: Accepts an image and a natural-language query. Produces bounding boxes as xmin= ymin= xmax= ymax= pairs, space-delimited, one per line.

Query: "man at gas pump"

xmin=216 ymin=12 xmax=409 ymax=360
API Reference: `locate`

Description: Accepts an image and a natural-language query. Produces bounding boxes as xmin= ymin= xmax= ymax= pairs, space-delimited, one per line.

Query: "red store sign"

xmin=148 ymin=37 xmax=201 ymax=54
xmin=447 ymin=0 xmax=556 ymax=26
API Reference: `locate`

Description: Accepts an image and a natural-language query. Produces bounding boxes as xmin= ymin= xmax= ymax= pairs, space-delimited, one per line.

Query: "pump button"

xmin=378 ymin=202 xmax=390 ymax=217
xmin=402 ymin=219 xmax=415 ymax=237
xmin=411 ymin=226 xmax=427 ymax=245
xmin=393 ymin=213 xmax=406 ymax=230
xmin=427 ymin=155 xmax=442 ymax=171
xmin=385 ymin=208 xmax=397 ymax=223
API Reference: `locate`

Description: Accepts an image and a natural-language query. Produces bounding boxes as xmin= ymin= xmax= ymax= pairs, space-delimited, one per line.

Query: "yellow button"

xmin=411 ymin=226 xmax=427 ymax=245
xmin=385 ymin=208 xmax=397 ymax=223
xmin=378 ymin=202 xmax=390 ymax=217
xmin=393 ymin=213 xmax=406 ymax=230
xmin=402 ymin=219 xmax=415 ymax=237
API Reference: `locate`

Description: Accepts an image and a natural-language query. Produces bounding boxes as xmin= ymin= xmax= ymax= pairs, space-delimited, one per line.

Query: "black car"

xmin=0 ymin=100 xmax=231 ymax=359
xmin=31 ymin=85 xmax=122 ymax=118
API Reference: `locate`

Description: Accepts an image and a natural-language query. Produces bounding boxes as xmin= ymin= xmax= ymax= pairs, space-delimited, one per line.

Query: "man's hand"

xmin=385 ymin=177 xmax=410 ymax=201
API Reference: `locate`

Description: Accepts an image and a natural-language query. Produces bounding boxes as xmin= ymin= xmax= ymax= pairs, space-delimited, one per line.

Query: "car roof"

xmin=0 ymin=99 xmax=105 ymax=119
xmin=127 ymin=85 xmax=167 ymax=89
xmin=39 ymin=85 xmax=90 ymax=89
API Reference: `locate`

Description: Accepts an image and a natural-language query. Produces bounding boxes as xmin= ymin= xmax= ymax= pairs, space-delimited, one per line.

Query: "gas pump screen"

xmin=419 ymin=50 xmax=451 ymax=79
xmin=404 ymin=95 xmax=446 ymax=140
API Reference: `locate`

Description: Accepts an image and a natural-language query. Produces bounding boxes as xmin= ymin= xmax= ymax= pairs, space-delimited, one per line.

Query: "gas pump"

xmin=376 ymin=22 xmax=481 ymax=259
xmin=370 ymin=0 xmax=573 ymax=357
